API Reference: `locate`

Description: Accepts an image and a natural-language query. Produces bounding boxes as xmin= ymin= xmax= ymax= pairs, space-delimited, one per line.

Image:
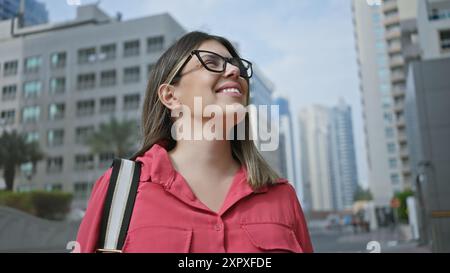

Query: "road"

xmin=310 ymin=226 xmax=431 ymax=253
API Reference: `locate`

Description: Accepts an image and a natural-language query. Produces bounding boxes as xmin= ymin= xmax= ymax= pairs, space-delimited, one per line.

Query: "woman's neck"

xmin=168 ymin=138 xmax=239 ymax=175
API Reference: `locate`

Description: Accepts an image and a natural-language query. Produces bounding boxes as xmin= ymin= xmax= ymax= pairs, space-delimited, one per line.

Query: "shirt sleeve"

xmin=75 ymin=167 xmax=112 ymax=253
xmin=287 ymin=184 xmax=314 ymax=253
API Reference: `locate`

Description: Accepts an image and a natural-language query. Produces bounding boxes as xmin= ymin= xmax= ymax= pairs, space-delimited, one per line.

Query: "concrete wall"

xmin=0 ymin=206 xmax=80 ymax=252
xmin=406 ymin=58 xmax=450 ymax=252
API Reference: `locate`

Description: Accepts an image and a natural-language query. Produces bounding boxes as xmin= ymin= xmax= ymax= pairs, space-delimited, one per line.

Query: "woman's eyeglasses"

xmin=166 ymin=50 xmax=253 ymax=85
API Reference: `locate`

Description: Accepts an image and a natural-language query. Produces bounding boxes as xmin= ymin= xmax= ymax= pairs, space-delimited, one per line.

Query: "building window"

xmin=389 ymin=158 xmax=398 ymax=169
xmin=23 ymin=81 xmax=42 ymax=99
xmin=100 ymin=97 xmax=116 ymax=113
xmin=99 ymin=44 xmax=116 ymax=61
xmin=24 ymin=56 xmax=42 ymax=73
xmin=45 ymin=183 xmax=63 ymax=192
xmin=25 ymin=131 xmax=39 ymax=143
xmin=390 ymin=174 xmax=400 ymax=185
xmin=48 ymin=103 xmax=65 ymax=121
xmin=99 ymin=152 xmax=115 ymax=169
xmin=123 ymin=66 xmax=140 ymax=83
xmin=374 ymin=26 xmax=384 ymax=39
xmin=50 ymin=52 xmax=66 ymax=68
xmin=47 ymin=129 xmax=64 ymax=147
xmin=20 ymin=162 xmax=34 ymax=177
xmin=2 ymin=85 xmax=17 ymax=101
xmin=382 ymin=96 xmax=392 ymax=109
xmin=0 ymin=109 xmax=15 ymax=125
xmin=387 ymin=143 xmax=396 ymax=153
xmin=74 ymin=154 xmax=94 ymax=170
xmin=50 ymin=77 xmax=66 ymax=94
xmin=384 ymin=112 xmax=394 ymax=124
xmin=385 ymin=127 xmax=395 ymax=138
xmin=46 ymin=156 xmax=63 ymax=173
xmin=75 ymin=126 xmax=94 ymax=144
xmin=123 ymin=93 xmax=140 ymax=110
xmin=147 ymin=36 xmax=164 ymax=53
xmin=22 ymin=106 xmax=40 ymax=123
xmin=378 ymin=68 xmax=389 ymax=82
xmin=439 ymin=30 xmax=450 ymax=52
xmin=76 ymin=100 xmax=95 ymax=117
xmin=78 ymin=47 xmax=96 ymax=64
xmin=77 ymin=73 xmax=96 ymax=90
xmin=74 ymin=182 xmax=92 ymax=199
xmin=3 ymin=60 xmax=18 ymax=76
xmin=123 ymin=40 xmax=140 ymax=57
xmin=100 ymin=70 xmax=116 ymax=87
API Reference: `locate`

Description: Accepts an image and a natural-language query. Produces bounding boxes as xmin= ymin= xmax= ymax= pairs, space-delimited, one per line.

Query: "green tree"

xmin=353 ymin=185 xmax=373 ymax=202
xmin=85 ymin=117 xmax=139 ymax=158
xmin=0 ymin=130 xmax=44 ymax=191
xmin=393 ymin=189 xmax=415 ymax=223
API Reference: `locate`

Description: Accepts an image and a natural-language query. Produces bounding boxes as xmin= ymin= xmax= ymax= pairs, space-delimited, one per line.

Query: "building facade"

xmin=299 ymin=105 xmax=333 ymax=211
xmin=273 ymin=96 xmax=299 ymax=192
xmin=405 ymin=0 xmax=450 ymax=253
xmin=351 ymin=0 xmax=419 ymax=207
xmin=249 ymin=65 xmax=283 ymax=177
xmin=0 ymin=4 xmax=186 ymax=208
xmin=329 ymin=99 xmax=359 ymax=211
xmin=299 ymin=100 xmax=359 ymax=212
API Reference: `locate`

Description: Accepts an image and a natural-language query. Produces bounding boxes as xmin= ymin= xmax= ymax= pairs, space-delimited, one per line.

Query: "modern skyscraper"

xmin=329 ymin=99 xmax=359 ymax=211
xmin=299 ymin=100 xmax=359 ymax=212
xmin=249 ymin=65 xmax=283 ymax=176
xmin=0 ymin=0 xmax=48 ymax=26
xmin=417 ymin=0 xmax=450 ymax=60
xmin=351 ymin=0 xmax=419 ymax=207
xmin=299 ymin=105 xmax=333 ymax=211
xmin=273 ymin=96 xmax=299 ymax=191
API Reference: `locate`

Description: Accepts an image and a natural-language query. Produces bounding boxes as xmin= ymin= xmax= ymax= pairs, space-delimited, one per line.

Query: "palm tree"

xmin=85 ymin=117 xmax=140 ymax=158
xmin=0 ymin=130 xmax=44 ymax=191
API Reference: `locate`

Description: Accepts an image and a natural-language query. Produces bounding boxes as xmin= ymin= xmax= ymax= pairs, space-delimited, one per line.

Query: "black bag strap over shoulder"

xmin=97 ymin=158 xmax=141 ymax=253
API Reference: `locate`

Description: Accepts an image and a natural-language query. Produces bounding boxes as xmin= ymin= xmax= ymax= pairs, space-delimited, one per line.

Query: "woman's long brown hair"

xmin=131 ymin=31 xmax=280 ymax=190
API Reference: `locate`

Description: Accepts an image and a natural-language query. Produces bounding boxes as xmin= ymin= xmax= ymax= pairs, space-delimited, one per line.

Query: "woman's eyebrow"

xmin=208 ymin=50 xmax=232 ymax=58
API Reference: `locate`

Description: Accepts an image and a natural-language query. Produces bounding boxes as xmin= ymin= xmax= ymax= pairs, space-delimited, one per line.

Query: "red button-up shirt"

xmin=76 ymin=143 xmax=313 ymax=253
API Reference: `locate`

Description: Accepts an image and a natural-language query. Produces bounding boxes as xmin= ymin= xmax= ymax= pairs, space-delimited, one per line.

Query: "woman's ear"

xmin=158 ymin=83 xmax=181 ymax=110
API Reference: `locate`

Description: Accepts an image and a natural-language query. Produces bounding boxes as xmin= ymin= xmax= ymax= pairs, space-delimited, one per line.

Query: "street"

xmin=310 ymin=226 xmax=432 ymax=253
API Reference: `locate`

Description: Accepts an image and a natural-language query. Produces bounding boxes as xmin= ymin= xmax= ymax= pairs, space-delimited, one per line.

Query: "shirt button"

xmin=214 ymin=224 xmax=222 ymax=231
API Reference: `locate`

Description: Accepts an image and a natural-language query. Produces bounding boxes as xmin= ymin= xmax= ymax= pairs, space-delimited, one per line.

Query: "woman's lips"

xmin=216 ymin=88 xmax=243 ymax=97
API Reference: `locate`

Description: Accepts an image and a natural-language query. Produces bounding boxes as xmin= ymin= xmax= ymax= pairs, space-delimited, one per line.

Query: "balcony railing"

xmin=383 ymin=1 xmax=397 ymax=13
xmin=390 ymin=56 xmax=405 ymax=68
xmin=392 ymin=87 xmax=405 ymax=98
xmin=384 ymin=15 xmax=400 ymax=26
xmin=391 ymin=71 xmax=406 ymax=83
xmin=398 ymin=132 xmax=407 ymax=143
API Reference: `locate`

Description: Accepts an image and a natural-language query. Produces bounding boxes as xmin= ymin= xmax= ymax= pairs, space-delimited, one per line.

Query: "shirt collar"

xmin=135 ymin=142 xmax=272 ymax=194
xmin=135 ymin=141 xmax=288 ymax=215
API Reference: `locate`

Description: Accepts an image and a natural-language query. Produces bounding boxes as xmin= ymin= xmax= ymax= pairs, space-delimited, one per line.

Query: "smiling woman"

xmin=76 ymin=31 xmax=313 ymax=253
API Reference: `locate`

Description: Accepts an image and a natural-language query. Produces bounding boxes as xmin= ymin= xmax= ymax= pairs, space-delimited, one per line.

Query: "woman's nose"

xmin=223 ymin=62 xmax=240 ymax=79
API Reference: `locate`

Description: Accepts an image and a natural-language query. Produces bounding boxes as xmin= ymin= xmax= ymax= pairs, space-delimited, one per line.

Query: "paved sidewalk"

xmin=311 ymin=226 xmax=432 ymax=253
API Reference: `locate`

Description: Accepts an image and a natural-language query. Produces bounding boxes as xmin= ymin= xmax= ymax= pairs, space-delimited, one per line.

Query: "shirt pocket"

xmin=241 ymin=222 xmax=303 ymax=253
xmin=122 ymin=225 xmax=193 ymax=253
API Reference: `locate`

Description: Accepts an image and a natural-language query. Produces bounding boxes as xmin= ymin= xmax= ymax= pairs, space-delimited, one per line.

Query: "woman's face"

xmin=172 ymin=39 xmax=249 ymax=116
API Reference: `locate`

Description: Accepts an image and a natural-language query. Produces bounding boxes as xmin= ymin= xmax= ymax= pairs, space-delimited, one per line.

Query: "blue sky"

xmin=40 ymin=0 xmax=368 ymax=188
